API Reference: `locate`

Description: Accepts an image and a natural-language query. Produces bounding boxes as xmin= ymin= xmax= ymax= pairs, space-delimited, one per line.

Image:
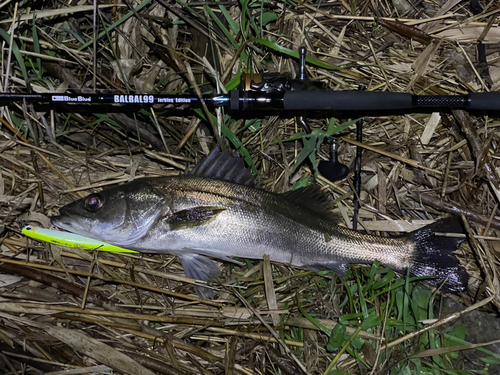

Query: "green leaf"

xmin=326 ymin=323 xmax=346 ymax=352
xmin=339 ymin=312 xmax=363 ymax=322
xmin=371 ymin=269 xmax=395 ymax=290
xmin=368 ymin=260 xmax=381 ymax=283
xmin=328 ymin=371 xmax=349 ymax=375
xmin=64 ymin=28 xmax=87 ymax=45
xmin=480 ymin=356 xmax=500 ymax=365
xmin=356 ymin=274 xmax=369 ymax=319
xmin=225 ymin=72 xmax=242 ymax=91
xmin=308 ymin=149 xmax=318 ymax=177
xmin=0 ymin=29 xmax=28 ymax=82
xmin=251 ymin=38 xmax=343 ymax=70
xmin=32 ymin=16 xmax=42 ymax=78
xmin=411 ymin=286 xmax=432 ymax=322
xmin=392 ymin=365 xmax=412 ymax=375
xmin=241 ymin=118 xmax=261 ymax=134
xmin=291 ymin=177 xmax=310 ymax=190
xmin=443 ymin=333 xmax=500 ymax=362
xmin=221 ymin=122 xmax=241 ymax=148
xmin=296 ymin=293 xmax=331 ymax=336
xmin=430 ymin=330 xmax=445 ymax=368
xmin=205 ymin=5 xmax=238 ymax=49
xmin=374 ymin=277 xmax=428 ymax=297
xmin=292 ymin=135 xmax=317 ymax=172
xmin=217 ymin=2 xmax=239 ymax=34
xmin=258 ymin=12 xmax=277 ymax=26
xmin=444 ymin=325 xmax=466 ymax=345
xmin=244 ymin=259 xmax=254 ymax=269
xmin=410 ymin=358 xmax=435 ymax=375
xmin=350 ymin=336 xmax=363 ymax=350
xmin=271 ymin=132 xmax=308 ymax=144
xmin=79 ymin=0 xmax=153 ymax=51
xmin=327 ymin=118 xmax=361 ymax=136
xmin=361 ymin=313 xmax=381 ymax=330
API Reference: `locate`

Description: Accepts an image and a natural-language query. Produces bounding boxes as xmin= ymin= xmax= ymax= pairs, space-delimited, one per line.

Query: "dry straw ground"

xmin=0 ymin=0 xmax=500 ymax=374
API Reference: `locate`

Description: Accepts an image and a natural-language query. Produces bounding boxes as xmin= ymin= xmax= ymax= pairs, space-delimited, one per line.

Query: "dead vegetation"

xmin=1 ymin=0 xmax=500 ymax=374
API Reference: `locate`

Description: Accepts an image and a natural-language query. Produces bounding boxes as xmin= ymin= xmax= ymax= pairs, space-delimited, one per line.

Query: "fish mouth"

xmin=50 ymin=214 xmax=88 ymax=236
xmin=50 ymin=214 xmax=110 ymax=244
xmin=50 ymin=215 xmax=71 ymax=230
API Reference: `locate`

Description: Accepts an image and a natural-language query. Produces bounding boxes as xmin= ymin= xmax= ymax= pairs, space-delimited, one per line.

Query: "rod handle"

xmin=283 ymin=91 xmax=413 ymax=111
xmin=469 ymin=92 xmax=500 ymax=111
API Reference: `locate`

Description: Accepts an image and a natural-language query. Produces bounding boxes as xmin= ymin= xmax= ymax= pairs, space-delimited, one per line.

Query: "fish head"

xmin=51 ymin=179 xmax=166 ymax=246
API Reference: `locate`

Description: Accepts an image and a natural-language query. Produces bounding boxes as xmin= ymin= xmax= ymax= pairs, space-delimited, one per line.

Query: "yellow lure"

xmin=22 ymin=226 xmax=139 ymax=253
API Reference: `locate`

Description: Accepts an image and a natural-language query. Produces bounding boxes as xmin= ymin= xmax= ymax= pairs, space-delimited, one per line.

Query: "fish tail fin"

xmin=407 ymin=216 xmax=468 ymax=293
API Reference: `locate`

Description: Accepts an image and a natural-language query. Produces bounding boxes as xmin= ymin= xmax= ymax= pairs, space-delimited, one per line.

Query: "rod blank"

xmin=0 ymin=90 xmax=498 ymax=112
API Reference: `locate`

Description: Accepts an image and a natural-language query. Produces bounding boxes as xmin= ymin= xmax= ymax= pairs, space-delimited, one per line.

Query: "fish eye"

xmin=84 ymin=194 xmax=103 ymax=212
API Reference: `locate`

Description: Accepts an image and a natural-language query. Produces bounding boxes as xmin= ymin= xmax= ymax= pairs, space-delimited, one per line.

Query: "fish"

xmin=51 ymin=147 xmax=469 ymax=297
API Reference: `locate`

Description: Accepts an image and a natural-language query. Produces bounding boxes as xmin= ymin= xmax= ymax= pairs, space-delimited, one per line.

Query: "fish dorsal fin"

xmin=186 ymin=146 xmax=259 ymax=189
xmin=281 ymin=185 xmax=337 ymax=222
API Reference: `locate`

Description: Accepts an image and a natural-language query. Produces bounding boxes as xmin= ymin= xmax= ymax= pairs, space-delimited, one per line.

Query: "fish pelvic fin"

xmin=179 ymin=253 xmax=221 ymax=299
xmin=407 ymin=216 xmax=468 ymax=293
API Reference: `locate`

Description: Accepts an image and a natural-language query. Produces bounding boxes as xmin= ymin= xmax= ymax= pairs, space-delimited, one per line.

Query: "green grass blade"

xmin=251 ymin=38 xmax=343 ymax=70
xmin=98 ymin=11 xmax=131 ymax=91
xmin=217 ymin=2 xmax=239 ymax=34
xmin=79 ymin=0 xmax=153 ymax=51
xmin=204 ymin=5 xmax=238 ymax=49
xmin=32 ymin=16 xmax=42 ymax=78
xmin=443 ymin=333 xmax=500 ymax=361
xmin=64 ymin=28 xmax=87 ymax=45
xmin=225 ymin=72 xmax=242 ymax=91
xmin=297 ymin=293 xmax=331 ymax=336
xmin=7 ymin=109 xmax=27 ymax=136
xmin=0 ymin=29 xmax=29 ymax=82
xmin=327 ymin=118 xmax=361 ymax=136
xmin=292 ymin=134 xmax=317 ymax=172
xmin=204 ymin=4 xmax=247 ymax=62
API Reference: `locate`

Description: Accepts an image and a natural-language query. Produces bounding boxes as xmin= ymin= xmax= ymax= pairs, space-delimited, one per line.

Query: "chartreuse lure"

xmin=22 ymin=226 xmax=138 ymax=253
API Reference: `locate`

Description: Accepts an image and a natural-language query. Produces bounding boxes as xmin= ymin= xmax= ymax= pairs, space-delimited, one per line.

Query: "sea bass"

xmin=51 ymin=148 xmax=468 ymax=296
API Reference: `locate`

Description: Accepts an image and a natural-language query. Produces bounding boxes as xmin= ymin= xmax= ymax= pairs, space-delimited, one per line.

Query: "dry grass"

xmin=1 ymin=0 xmax=500 ymax=374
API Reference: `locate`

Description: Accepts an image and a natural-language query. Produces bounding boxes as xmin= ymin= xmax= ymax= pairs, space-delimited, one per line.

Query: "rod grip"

xmin=283 ymin=91 xmax=413 ymax=111
xmin=469 ymin=92 xmax=500 ymax=111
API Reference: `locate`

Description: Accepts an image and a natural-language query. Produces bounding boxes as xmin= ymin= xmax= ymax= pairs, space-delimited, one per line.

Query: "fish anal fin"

xmin=306 ymin=262 xmax=350 ymax=276
xmin=165 ymin=206 xmax=225 ymax=230
xmin=186 ymin=146 xmax=259 ymax=189
xmin=281 ymin=185 xmax=338 ymax=222
xmin=179 ymin=253 xmax=221 ymax=299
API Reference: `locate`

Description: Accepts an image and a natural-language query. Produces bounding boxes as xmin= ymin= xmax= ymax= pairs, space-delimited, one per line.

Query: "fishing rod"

xmin=1 ymin=84 xmax=500 ymax=112
xmin=1 ymin=47 xmax=500 ymax=113
xmin=1 ymin=48 xmax=498 ymax=186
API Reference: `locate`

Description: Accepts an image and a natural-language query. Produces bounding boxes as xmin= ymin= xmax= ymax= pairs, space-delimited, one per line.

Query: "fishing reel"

xmin=239 ymin=47 xmax=350 ymax=183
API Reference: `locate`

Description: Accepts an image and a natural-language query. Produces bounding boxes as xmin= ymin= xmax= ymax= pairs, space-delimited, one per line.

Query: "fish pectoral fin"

xmin=179 ymin=253 xmax=221 ymax=299
xmin=164 ymin=206 xmax=225 ymax=230
xmin=306 ymin=262 xmax=351 ymax=276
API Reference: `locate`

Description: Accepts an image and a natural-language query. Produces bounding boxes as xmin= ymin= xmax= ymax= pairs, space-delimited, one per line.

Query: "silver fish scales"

xmin=51 ymin=148 xmax=468 ymax=297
